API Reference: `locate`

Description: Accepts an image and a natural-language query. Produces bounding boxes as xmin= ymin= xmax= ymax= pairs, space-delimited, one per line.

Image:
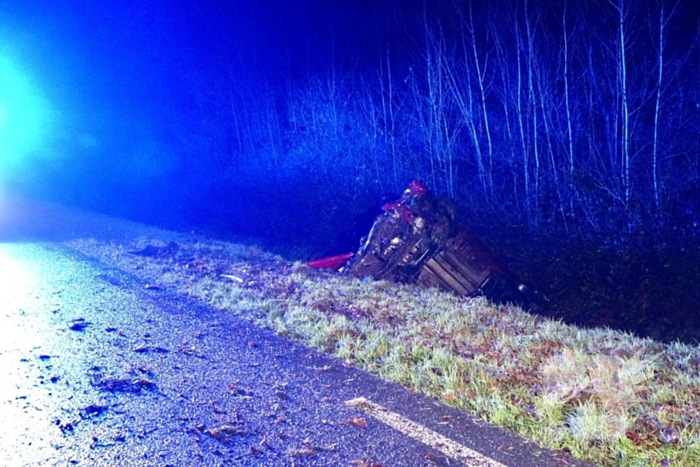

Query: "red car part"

xmin=305 ymin=252 xmax=354 ymax=270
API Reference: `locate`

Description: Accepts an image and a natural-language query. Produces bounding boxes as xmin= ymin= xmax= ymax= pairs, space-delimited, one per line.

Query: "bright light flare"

xmin=0 ymin=55 xmax=51 ymax=170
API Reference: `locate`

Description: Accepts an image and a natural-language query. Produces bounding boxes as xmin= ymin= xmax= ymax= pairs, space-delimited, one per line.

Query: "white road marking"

xmin=345 ymin=397 xmax=508 ymax=467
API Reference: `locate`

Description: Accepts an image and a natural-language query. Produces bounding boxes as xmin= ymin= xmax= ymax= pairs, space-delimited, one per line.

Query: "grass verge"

xmin=66 ymin=222 xmax=700 ymax=467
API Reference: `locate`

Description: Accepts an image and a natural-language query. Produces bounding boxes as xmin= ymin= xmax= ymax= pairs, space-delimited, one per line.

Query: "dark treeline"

xmin=167 ymin=0 xmax=700 ymax=254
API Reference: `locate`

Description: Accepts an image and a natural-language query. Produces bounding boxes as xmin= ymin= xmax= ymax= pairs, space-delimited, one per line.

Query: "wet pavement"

xmin=0 ymin=241 xmax=595 ymax=467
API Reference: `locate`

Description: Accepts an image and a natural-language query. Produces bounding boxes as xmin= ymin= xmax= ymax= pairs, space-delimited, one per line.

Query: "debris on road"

xmin=90 ymin=374 xmax=157 ymax=394
xmin=346 ymin=417 xmax=368 ymax=428
xmin=79 ymin=404 xmax=109 ymax=419
xmin=68 ymin=318 xmax=91 ymax=331
xmin=204 ymin=423 xmax=249 ymax=444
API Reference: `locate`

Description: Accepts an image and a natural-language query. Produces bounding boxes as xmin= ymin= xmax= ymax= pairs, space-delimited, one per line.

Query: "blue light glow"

xmin=0 ymin=55 xmax=52 ymax=170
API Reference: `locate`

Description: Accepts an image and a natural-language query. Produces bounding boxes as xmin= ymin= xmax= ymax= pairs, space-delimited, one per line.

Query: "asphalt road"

xmin=0 ymin=241 xmax=595 ymax=467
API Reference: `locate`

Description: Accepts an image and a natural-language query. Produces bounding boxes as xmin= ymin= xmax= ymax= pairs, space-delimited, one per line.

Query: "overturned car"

xmin=309 ymin=181 xmax=537 ymax=309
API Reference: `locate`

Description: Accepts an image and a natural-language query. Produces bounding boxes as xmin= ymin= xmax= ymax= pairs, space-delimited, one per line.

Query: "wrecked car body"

xmin=312 ymin=181 xmax=535 ymax=308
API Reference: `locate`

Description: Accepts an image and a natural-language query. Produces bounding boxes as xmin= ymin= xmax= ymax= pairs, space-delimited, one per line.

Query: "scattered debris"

xmin=203 ymin=423 xmax=248 ymax=444
xmin=306 ymin=253 xmax=354 ymax=270
xmin=288 ymin=447 xmax=315 ymax=458
xmin=79 ymin=404 xmax=109 ymax=419
xmin=125 ymin=364 xmax=153 ymax=376
xmin=128 ymin=241 xmax=179 ymax=258
xmin=91 ymin=375 xmax=157 ymax=394
xmin=179 ymin=345 xmax=205 ymax=358
xmin=90 ymin=435 xmax=120 ymax=448
xmin=220 ymin=273 xmax=246 ymax=283
xmin=346 ymin=417 xmax=368 ymax=428
xmin=132 ymin=345 xmax=169 ymax=354
xmin=302 ymin=439 xmax=338 ymax=452
xmin=57 ymin=418 xmax=78 ymax=433
xmin=226 ymin=381 xmax=253 ymax=397
xmin=69 ymin=318 xmax=91 ymax=331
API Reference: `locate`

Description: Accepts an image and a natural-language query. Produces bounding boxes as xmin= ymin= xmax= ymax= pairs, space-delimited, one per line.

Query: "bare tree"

xmin=609 ymin=0 xmax=632 ymax=206
xmin=466 ymin=2 xmax=494 ymax=196
xmin=651 ymin=1 xmax=680 ymax=212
